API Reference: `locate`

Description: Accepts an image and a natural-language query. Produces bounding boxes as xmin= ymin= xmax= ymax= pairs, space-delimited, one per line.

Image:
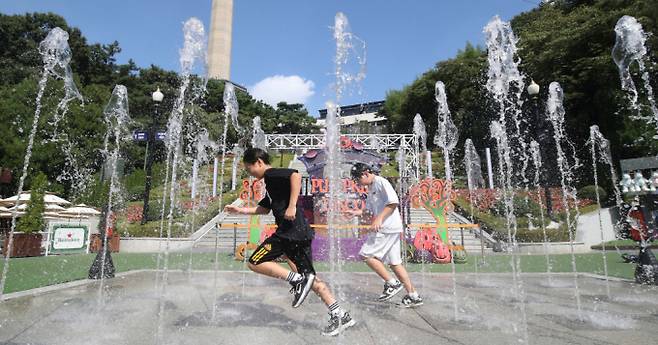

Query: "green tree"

xmin=16 ymin=172 xmax=48 ymax=234
xmin=272 ymin=102 xmax=320 ymax=134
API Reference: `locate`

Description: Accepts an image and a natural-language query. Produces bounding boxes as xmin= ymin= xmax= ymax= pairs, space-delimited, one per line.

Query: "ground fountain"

xmin=93 ymin=85 xmax=131 ymax=301
xmin=546 ymin=81 xmax=583 ymax=319
xmin=484 ymin=15 xmax=529 ymax=342
xmin=322 ymin=12 xmax=368 ymax=310
xmin=529 ymin=140 xmax=553 ymax=285
xmin=155 ymin=17 xmax=208 ymax=344
xmin=464 ymin=138 xmax=487 ymax=261
xmin=0 ymin=27 xmax=82 ymax=298
xmin=433 ymin=80 xmax=460 ymax=321
xmin=413 ymin=113 xmax=428 ymax=176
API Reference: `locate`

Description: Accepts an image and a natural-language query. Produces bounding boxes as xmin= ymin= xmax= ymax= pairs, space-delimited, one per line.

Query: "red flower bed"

xmin=527 ymin=187 xmax=593 ymax=212
xmin=125 ymin=205 xmax=143 ymax=223
xmin=457 ymin=187 xmax=593 ymax=214
xmin=455 ymin=188 xmax=500 ymax=212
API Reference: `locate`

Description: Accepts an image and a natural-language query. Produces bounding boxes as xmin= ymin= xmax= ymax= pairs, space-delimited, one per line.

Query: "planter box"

xmin=3 ymin=233 xmax=43 ymax=258
xmin=90 ymin=234 xmax=120 ymax=253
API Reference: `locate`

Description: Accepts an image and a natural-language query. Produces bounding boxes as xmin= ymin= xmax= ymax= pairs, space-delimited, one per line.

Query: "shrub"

xmin=123 ymin=169 xmax=146 ymax=201
xmin=491 ymin=195 xmax=542 ymax=219
xmin=74 ymin=178 xmax=110 ymax=209
xmin=516 ymin=227 xmax=570 ymax=242
xmin=16 ymin=172 xmax=47 ymax=234
xmin=577 ymin=185 xmax=607 ymax=203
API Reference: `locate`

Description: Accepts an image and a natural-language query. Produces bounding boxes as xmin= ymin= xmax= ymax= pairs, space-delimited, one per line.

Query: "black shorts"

xmin=248 ymin=235 xmax=316 ymax=275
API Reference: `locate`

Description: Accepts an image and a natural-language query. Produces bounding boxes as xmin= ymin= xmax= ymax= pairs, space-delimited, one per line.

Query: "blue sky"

xmin=1 ymin=0 xmax=538 ymax=116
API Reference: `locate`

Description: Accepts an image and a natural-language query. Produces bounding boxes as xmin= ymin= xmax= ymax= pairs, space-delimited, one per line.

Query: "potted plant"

xmin=3 ymin=173 xmax=47 ymax=257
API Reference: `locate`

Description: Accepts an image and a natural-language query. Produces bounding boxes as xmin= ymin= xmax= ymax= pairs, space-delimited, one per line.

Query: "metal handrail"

xmin=448 ymin=211 xmax=498 ymax=247
xmin=191 ymin=199 xmax=244 ymax=244
xmin=214 ymin=222 xmax=479 ymax=230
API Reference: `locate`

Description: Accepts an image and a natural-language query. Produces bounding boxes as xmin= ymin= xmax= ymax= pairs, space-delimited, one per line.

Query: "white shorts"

xmin=359 ymin=232 xmax=402 ymax=265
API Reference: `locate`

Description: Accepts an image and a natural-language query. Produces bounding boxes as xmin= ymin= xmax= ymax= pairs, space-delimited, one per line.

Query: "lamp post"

xmin=528 ymin=80 xmax=553 ymax=217
xmin=278 ymin=122 xmax=284 ymax=167
xmin=141 ymin=88 xmax=164 ymax=224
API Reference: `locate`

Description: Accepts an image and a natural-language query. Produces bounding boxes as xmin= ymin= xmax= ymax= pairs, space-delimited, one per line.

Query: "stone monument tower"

xmin=208 ymin=0 xmax=233 ymax=80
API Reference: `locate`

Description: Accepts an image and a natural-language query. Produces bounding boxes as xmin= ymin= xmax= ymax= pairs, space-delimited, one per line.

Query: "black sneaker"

xmin=291 ymin=273 xmax=315 ymax=308
xmin=321 ymin=311 xmax=355 ymax=336
xmin=400 ymin=294 xmax=423 ymax=308
xmin=377 ymin=280 xmax=404 ymax=301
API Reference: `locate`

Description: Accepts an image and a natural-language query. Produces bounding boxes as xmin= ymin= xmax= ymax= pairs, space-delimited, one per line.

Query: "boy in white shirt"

xmin=345 ymin=163 xmax=423 ymax=307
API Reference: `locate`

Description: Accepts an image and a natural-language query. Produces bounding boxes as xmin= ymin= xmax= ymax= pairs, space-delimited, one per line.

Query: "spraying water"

xmin=97 ymin=85 xmax=131 ymax=303
xmin=45 ymin=27 xmax=86 ymax=195
xmin=322 ymin=12 xmax=368 ymax=309
xmin=529 ymin=140 xmax=553 ymax=284
xmin=587 ymin=125 xmax=621 ymax=298
xmin=209 ymin=81 xmax=242 ymax=322
xmin=324 ymin=101 xmax=342 ymax=276
xmin=464 ymin=139 xmax=486 ymax=260
xmin=613 ymin=16 xmax=658 ymax=128
xmin=43 ymin=28 xmax=84 ymax=134
xmin=222 ymin=83 xmax=245 ymax=191
xmin=431 ymin=81 xmax=460 ymax=321
xmin=546 ymin=81 xmax=582 ymax=319
xmin=433 ymin=81 xmax=458 ymax=180
xmin=484 ymin=16 xmax=530 ymax=342
xmin=333 ymin=12 xmax=366 ymax=101
xmin=155 ymin=17 xmax=207 ymax=344
xmin=483 ymin=16 xmax=530 ymax=188
xmin=413 ymin=114 xmax=428 ymax=176
xmin=187 ymin=129 xmax=218 ymax=274
xmin=251 ymin=116 xmax=267 ymax=150
xmin=464 ymin=139 xmax=485 ymax=191
xmin=490 ymin=121 xmax=529 ymax=343
xmin=0 ymin=27 xmax=82 ymax=297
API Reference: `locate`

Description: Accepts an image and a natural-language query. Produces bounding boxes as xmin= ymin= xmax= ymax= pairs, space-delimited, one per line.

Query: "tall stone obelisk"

xmin=208 ymin=0 xmax=233 ymax=80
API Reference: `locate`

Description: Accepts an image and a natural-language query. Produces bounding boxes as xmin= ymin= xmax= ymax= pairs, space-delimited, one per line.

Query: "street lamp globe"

xmin=152 ymin=87 xmax=164 ymax=102
xmin=527 ymin=80 xmax=540 ymax=96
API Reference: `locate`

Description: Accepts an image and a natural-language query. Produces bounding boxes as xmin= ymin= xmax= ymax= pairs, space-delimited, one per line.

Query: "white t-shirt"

xmin=366 ymin=176 xmax=403 ymax=234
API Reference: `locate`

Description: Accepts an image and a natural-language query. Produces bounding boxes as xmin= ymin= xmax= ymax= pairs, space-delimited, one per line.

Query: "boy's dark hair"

xmin=350 ymin=162 xmax=374 ymax=180
xmin=243 ymin=147 xmax=270 ymax=165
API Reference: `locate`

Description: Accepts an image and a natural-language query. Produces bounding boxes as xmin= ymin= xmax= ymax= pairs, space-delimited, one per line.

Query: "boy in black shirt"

xmin=224 ymin=148 xmax=355 ymax=336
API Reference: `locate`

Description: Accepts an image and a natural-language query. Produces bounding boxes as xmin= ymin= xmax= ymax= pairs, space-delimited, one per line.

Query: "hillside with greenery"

xmin=382 ymin=0 xmax=658 ymax=194
xmin=0 ymin=12 xmax=319 ymax=202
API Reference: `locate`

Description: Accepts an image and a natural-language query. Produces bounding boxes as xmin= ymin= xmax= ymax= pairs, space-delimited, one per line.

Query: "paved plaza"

xmin=1 ymin=270 xmax=657 ymax=344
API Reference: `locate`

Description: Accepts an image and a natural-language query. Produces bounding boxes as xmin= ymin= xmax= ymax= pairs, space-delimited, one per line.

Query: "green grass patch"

xmin=270 ymin=151 xmax=296 ymax=168
xmin=0 ymin=251 xmax=637 ymax=294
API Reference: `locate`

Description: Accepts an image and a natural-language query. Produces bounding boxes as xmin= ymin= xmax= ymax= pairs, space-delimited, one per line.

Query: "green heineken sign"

xmin=49 ymin=224 xmax=89 ymax=254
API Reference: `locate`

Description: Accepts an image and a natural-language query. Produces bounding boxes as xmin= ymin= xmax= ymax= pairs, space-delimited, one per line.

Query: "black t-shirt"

xmin=258 ymin=168 xmax=314 ymax=241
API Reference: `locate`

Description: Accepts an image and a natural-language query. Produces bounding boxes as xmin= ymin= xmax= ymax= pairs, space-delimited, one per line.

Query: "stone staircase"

xmin=193 ymin=202 xmax=495 ymax=254
xmin=192 ymin=209 xmax=275 ymax=250
xmin=406 ymin=208 xmax=495 ymax=255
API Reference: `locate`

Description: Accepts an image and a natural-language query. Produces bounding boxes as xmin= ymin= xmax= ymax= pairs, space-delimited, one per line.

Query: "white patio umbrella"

xmin=44 ymin=193 xmax=72 ymax=206
xmin=0 ymin=192 xmax=31 ymax=204
xmin=60 ymin=204 xmax=101 ymax=216
xmin=44 ymin=211 xmax=85 ymax=219
xmin=0 ymin=192 xmax=71 ymax=206
xmin=0 ymin=211 xmax=25 ymax=218
xmin=45 ymin=204 xmax=67 ymax=212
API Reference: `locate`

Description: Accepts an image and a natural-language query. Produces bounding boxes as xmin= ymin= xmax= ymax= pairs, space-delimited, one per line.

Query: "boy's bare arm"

xmin=285 ymin=172 xmax=302 ymax=220
xmin=371 ymin=203 xmax=398 ymax=231
xmin=224 ymin=205 xmax=270 ymax=215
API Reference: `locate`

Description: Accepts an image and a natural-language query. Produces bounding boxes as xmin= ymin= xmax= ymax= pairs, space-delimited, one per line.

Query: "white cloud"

xmin=249 ymin=75 xmax=315 ymax=108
